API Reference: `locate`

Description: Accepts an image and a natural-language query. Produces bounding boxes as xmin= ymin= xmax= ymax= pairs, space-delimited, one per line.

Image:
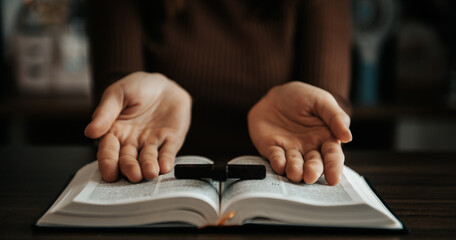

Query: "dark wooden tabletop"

xmin=0 ymin=146 xmax=455 ymax=239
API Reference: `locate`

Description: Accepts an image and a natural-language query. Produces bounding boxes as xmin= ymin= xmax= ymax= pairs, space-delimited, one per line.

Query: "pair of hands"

xmin=85 ymin=72 xmax=352 ymax=185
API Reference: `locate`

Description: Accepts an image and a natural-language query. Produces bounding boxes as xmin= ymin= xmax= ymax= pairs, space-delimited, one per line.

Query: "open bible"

xmin=37 ymin=156 xmax=404 ymax=231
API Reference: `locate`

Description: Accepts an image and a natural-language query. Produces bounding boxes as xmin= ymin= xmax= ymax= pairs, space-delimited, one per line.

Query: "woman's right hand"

xmin=84 ymin=72 xmax=192 ymax=183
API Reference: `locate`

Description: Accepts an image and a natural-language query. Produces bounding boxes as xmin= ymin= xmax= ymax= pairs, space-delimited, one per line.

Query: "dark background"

xmin=1 ymin=0 xmax=455 ymax=152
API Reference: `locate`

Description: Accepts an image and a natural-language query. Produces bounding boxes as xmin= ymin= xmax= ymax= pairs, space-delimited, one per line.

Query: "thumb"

xmin=316 ymin=92 xmax=352 ymax=143
xmin=85 ymin=86 xmax=124 ymax=139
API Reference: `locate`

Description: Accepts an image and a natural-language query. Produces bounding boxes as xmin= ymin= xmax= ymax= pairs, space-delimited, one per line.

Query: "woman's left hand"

xmin=248 ymin=82 xmax=352 ymax=185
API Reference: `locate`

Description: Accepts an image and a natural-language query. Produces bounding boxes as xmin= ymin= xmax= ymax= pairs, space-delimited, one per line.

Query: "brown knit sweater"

xmin=88 ymin=0 xmax=352 ymax=155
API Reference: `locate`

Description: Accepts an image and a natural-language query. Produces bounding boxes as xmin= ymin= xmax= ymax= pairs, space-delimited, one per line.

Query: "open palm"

xmin=248 ymin=82 xmax=352 ymax=185
xmin=85 ymin=72 xmax=192 ymax=182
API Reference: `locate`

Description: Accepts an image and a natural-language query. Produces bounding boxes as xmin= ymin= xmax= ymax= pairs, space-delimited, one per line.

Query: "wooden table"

xmin=0 ymin=146 xmax=455 ymax=239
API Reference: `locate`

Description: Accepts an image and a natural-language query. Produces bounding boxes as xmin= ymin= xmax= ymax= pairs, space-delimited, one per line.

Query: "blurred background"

xmin=0 ymin=0 xmax=455 ymax=152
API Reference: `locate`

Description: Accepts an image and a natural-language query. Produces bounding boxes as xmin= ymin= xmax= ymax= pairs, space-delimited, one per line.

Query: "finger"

xmin=97 ymin=133 xmax=120 ymax=182
xmin=85 ymin=86 xmax=124 ymax=139
xmin=119 ymin=144 xmax=142 ymax=183
xmin=321 ymin=140 xmax=345 ymax=186
xmin=157 ymin=139 xmax=180 ymax=174
xmin=303 ymin=150 xmax=324 ymax=184
xmin=285 ymin=149 xmax=304 ymax=183
xmin=138 ymin=144 xmax=160 ymax=179
xmin=264 ymin=146 xmax=286 ymax=175
xmin=315 ymin=93 xmax=352 ymax=143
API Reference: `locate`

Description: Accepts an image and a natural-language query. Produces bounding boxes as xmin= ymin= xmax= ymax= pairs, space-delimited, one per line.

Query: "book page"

xmin=221 ymin=156 xmax=364 ymax=210
xmin=74 ymin=156 xmax=219 ymax=210
xmin=343 ymin=167 xmax=404 ymax=229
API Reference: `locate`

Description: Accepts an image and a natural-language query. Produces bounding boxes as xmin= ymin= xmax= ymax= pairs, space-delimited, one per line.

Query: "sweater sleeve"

xmin=297 ymin=0 xmax=352 ymax=114
xmin=87 ymin=0 xmax=144 ymax=102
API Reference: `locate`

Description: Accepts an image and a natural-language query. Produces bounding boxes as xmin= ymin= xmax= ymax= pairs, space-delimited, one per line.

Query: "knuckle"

xmin=269 ymin=154 xmax=284 ymax=164
xmin=119 ymin=153 xmax=136 ymax=161
xmin=286 ymin=151 xmax=302 ymax=160
xmin=159 ymin=151 xmax=175 ymax=161
xmin=97 ymin=151 xmax=116 ymax=161
xmin=325 ymin=147 xmax=339 ymax=155
xmin=305 ymin=151 xmax=320 ymax=161
xmin=325 ymin=156 xmax=345 ymax=167
xmin=322 ymin=142 xmax=341 ymax=154
xmin=100 ymin=143 xmax=119 ymax=152
xmin=306 ymin=158 xmax=322 ymax=166
xmin=286 ymin=160 xmax=302 ymax=169
xmin=305 ymin=161 xmax=323 ymax=171
xmin=97 ymin=148 xmax=118 ymax=160
xmin=141 ymin=152 xmax=157 ymax=161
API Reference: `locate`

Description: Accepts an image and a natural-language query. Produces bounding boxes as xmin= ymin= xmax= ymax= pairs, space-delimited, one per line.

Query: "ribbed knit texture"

xmin=88 ymin=0 xmax=351 ymax=113
xmin=142 ymin=0 xmax=296 ymax=111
